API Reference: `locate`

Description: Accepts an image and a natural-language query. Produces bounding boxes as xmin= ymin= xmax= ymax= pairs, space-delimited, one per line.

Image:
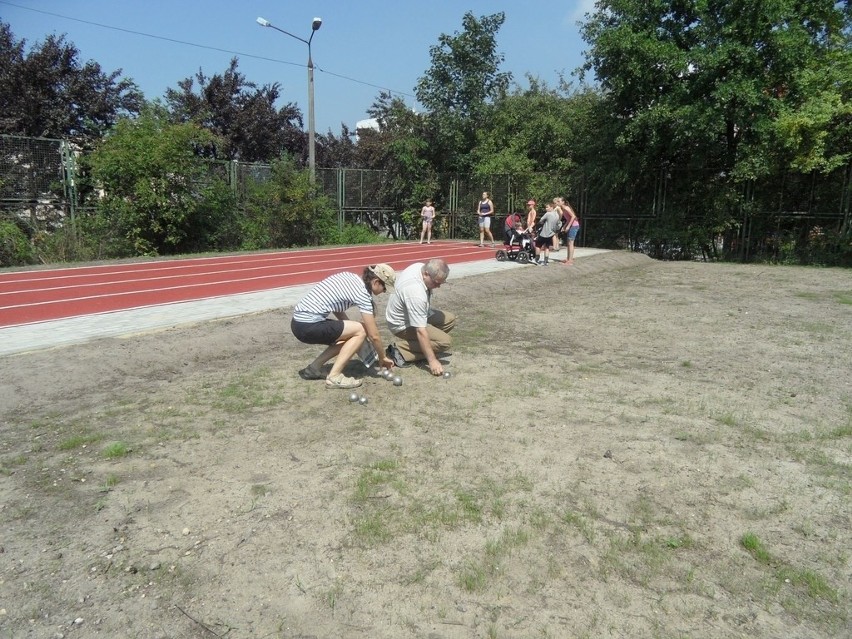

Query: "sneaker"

xmin=386 ymin=344 xmax=408 ymax=368
xmin=298 ymin=364 xmax=324 ymax=380
xmin=325 ymin=373 xmax=362 ymax=389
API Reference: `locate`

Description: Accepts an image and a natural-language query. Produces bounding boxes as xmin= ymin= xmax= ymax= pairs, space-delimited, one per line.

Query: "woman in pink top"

xmin=555 ymin=196 xmax=580 ymax=265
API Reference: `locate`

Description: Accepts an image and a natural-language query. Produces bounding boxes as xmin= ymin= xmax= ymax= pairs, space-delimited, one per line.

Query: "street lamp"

xmin=257 ymin=15 xmax=322 ymax=182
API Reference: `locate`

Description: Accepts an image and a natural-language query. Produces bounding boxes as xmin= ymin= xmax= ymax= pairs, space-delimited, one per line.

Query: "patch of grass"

xmin=211 ymin=368 xmax=287 ymax=413
xmin=0 ymin=454 xmax=28 ymax=475
xmin=100 ymin=474 xmax=119 ymax=492
xmin=662 ymin=533 xmax=694 ymax=549
xmin=459 ymin=561 xmax=487 ymax=592
xmin=251 ymin=484 xmax=270 ymax=497
xmin=715 ymin=412 xmax=741 ymax=427
xmin=353 ymin=459 xmax=400 ymax=502
xmin=562 ymin=510 xmax=596 ymax=543
xmin=741 ymin=532 xmax=772 ymax=563
xmin=458 ymin=526 xmax=530 ymax=592
xmin=102 ymin=441 xmax=130 ymax=459
xmin=778 ymin=567 xmax=840 ymax=603
xmin=322 ymin=581 xmax=343 ymax=611
xmin=454 ymin=489 xmax=484 ymax=522
xmin=740 ymin=531 xmax=841 ymax=609
xmin=353 ymin=511 xmax=392 ymax=544
xmin=58 ymin=432 xmax=104 ymax=451
xmin=832 ymin=291 xmax=852 ymax=305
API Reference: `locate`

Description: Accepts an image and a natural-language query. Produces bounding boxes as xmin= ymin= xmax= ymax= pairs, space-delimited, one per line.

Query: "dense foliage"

xmin=0 ymin=21 xmax=143 ymax=142
xmin=85 ymin=107 xmax=237 ymax=257
xmin=165 ymin=58 xmax=305 ymax=162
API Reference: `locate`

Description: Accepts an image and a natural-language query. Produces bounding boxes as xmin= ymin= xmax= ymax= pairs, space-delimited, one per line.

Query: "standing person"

xmin=556 ymin=196 xmax=580 ymax=265
xmin=419 ymin=199 xmax=436 ymax=244
xmin=385 ymin=258 xmax=455 ymax=376
xmin=525 ymin=199 xmax=538 ymax=235
xmin=533 ymin=202 xmax=562 ymax=266
xmin=291 ymin=264 xmax=396 ymax=389
xmin=476 ymin=191 xmax=496 ymax=248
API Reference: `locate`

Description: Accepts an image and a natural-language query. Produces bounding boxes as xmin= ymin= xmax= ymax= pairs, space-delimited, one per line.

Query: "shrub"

xmin=0 ymin=219 xmax=35 ymax=267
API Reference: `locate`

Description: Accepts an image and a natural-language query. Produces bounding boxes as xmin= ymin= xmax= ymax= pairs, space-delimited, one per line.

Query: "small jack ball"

xmin=349 ymin=393 xmax=359 ymax=402
xmin=442 ymin=371 xmax=452 ymax=379
xmin=358 ymin=396 xmax=368 ymax=405
xmin=392 ymin=376 xmax=403 ymax=386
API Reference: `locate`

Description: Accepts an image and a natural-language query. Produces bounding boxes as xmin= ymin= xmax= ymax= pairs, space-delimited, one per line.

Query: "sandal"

xmin=325 ymin=373 xmax=362 ymax=389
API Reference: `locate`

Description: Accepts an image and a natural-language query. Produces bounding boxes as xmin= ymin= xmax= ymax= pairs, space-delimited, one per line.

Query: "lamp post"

xmin=257 ymin=16 xmax=322 ymax=182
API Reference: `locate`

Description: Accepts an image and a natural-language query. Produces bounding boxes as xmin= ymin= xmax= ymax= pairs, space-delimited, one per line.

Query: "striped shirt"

xmin=292 ymin=272 xmax=374 ymax=323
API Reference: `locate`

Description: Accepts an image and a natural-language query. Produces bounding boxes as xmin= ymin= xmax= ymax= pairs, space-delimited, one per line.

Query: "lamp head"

xmin=256 ymin=17 xmax=271 ymax=27
xmin=312 ymin=17 xmax=322 ymax=31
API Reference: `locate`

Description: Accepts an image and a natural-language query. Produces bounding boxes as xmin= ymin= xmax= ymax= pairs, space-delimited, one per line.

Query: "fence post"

xmin=59 ymin=140 xmax=78 ymax=248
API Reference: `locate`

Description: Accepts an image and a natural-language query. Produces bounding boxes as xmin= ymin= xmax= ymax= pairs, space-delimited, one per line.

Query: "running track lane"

xmin=0 ymin=241 xmax=499 ymax=328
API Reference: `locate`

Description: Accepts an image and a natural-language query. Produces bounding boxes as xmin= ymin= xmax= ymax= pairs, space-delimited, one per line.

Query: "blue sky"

xmin=1 ymin=0 xmax=597 ymax=134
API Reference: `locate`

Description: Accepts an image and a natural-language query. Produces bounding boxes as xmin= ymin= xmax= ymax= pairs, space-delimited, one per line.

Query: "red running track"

xmin=0 ymin=241 xmax=498 ymax=328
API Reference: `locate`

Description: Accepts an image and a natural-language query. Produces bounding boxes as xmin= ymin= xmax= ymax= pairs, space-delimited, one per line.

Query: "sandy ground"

xmin=0 ymin=252 xmax=850 ymax=639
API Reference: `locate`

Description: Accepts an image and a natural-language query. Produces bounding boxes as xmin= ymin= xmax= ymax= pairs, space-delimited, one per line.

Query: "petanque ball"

xmin=442 ymin=371 xmax=452 ymax=379
xmin=392 ymin=376 xmax=403 ymax=386
xmin=349 ymin=392 xmax=360 ymax=402
xmin=358 ymin=396 xmax=369 ymax=405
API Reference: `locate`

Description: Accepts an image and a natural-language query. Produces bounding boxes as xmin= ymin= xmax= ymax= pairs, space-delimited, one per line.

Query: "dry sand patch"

xmin=0 ymin=253 xmax=849 ymax=638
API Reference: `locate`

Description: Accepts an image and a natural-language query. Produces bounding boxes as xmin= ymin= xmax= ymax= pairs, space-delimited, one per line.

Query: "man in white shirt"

xmin=385 ymin=259 xmax=455 ymax=376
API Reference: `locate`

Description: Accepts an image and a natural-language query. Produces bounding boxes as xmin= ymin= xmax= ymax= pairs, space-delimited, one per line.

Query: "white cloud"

xmin=569 ymin=0 xmax=598 ymax=26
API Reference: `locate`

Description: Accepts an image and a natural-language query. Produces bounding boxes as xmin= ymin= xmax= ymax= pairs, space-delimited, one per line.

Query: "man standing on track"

xmin=385 ymin=258 xmax=455 ymax=376
xmin=291 ymin=264 xmax=396 ymax=389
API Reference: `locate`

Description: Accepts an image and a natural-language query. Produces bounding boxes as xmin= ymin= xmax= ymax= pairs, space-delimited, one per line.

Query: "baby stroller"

xmin=496 ymin=214 xmax=536 ymax=264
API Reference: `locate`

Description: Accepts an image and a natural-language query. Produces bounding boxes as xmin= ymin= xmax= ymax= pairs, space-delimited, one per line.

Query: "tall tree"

xmin=415 ymin=12 xmax=512 ymax=174
xmin=580 ymin=0 xmax=852 ymax=179
xmin=0 ymin=22 xmax=143 ymax=142
xmin=317 ymin=124 xmax=356 ymax=168
xmin=356 ymin=92 xmax=436 ymax=211
xmin=165 ymin=57 xmax=304 ymax=162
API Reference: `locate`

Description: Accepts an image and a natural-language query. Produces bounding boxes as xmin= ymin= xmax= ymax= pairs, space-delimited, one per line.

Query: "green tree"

xmin=317 ymin=124 xmax=357 ymax=168
xmin=580 ymin=0 xmax=852 ymax=260
xmin=472 ymin=78 xmax=585 ymax=178
xmin=240 ymin=155 xmax=336 ymax=249
xmin=580 ymin=0 xmax=851 ymax=178
xmin=356 ymin=92 xmax=437 ymax=210
xmin=165 ymin=58 xmax=304 ymax=162
xmin=0 ymin=22 xmax=143 ymax=142
xmin=415 ymin=12 xmax=512 ymax=174
xmin=86 ymin=106 xmax=236 ymax=257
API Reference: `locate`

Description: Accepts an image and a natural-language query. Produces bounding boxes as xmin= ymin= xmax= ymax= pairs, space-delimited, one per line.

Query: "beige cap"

xmin=369 ymin=263 xmax=396 ymax=288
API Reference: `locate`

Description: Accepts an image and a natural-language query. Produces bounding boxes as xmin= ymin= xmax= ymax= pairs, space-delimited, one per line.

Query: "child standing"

xmin=534 ymin=202 xmax=561 ymax=265
xmin=420 ymin=199 xmax=436 ymax=244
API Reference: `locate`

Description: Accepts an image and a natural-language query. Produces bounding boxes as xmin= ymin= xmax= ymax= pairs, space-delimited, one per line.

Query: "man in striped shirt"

xmin=291 ymin=264 xmax=396 ymax=389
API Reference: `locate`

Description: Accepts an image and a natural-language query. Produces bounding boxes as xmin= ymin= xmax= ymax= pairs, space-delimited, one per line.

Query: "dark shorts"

xmin=291 ymin=318 xmax=344 ymax=345
xmin=535 ymin=235 xmax=554 ymax=249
